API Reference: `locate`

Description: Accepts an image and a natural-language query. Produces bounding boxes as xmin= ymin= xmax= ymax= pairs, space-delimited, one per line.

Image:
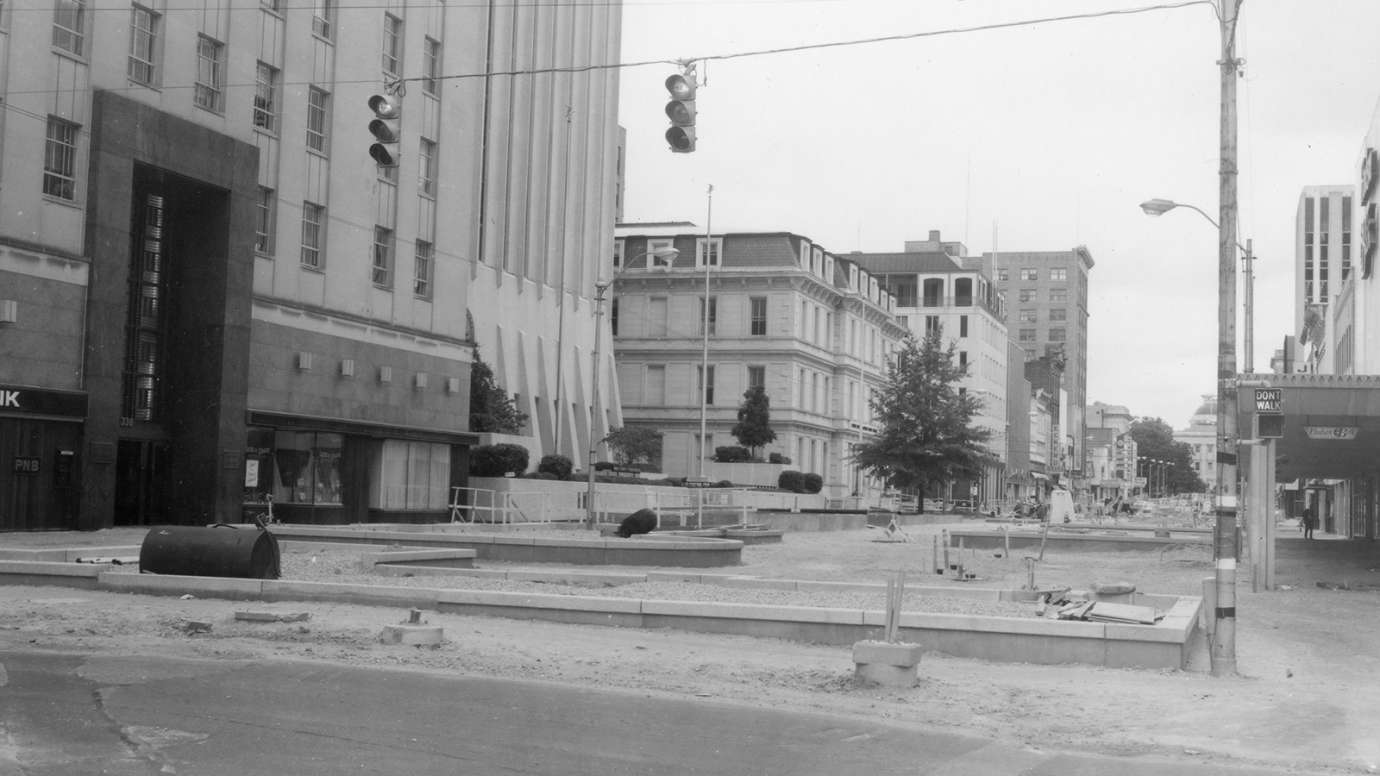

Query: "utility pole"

xmin=1242 ymin=238 xmax=1254 ymax=373
xmin=1213 ymin=0 xmax=1242 ymax=677
xmin=697 ymin=185 xmax=714 ymax=480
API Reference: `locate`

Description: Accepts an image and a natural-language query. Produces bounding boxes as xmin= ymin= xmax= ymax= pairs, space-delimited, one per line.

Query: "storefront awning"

xmin=1235 ymin=375 xmax=1380 ymax=481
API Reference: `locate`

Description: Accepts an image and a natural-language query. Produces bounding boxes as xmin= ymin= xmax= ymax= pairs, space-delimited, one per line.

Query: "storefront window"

xmin=250 ymin=430 xmax=343 ymax=506
xmin=371 ymin=440 xmax=450 ymax=510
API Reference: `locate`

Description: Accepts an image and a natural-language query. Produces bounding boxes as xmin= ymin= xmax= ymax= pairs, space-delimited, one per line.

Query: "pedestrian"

xmin=1302 ymin=505 xmax=1316 ymax=539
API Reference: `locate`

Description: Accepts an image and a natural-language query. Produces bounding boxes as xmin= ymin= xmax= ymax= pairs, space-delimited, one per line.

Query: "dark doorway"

xmin=114 ymin=440 xmax=169 ymax=526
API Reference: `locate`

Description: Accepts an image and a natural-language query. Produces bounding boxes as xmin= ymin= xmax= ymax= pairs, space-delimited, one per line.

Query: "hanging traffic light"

xmin=367 ymin=93 xmax=402 ymax=167
xmin=664 ymin=71 xmax=696 ymax=153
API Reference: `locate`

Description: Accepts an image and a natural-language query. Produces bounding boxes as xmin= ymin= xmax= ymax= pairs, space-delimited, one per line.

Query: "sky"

xmin=615 ymin=0 xmax=1380 ymax=429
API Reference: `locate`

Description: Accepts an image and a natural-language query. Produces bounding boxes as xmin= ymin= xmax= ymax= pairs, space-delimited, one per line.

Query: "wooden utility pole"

xmin=1213 ymin=0 xmax=1242 ymax=677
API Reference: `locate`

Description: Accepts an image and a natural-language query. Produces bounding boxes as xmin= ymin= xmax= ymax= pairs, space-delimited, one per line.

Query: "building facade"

xmin=611 ymin=226 xmax=906 ymax=500
xmin=981 ymin=246 xmax=1094 ymax=487
xmin=1173 ymin=395 xmax=1217 ymax=489
xmin=849 ymin=238 xmax=1010 ymax=506
xmin=0 ymin=1 xmax=621 ymax=529
xmin=1295 ymin=185 xmax=1355 ymax=344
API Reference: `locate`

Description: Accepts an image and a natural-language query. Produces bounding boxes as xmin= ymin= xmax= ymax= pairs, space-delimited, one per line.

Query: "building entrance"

xmin=114 ymin=439 xmax=168 ymax=526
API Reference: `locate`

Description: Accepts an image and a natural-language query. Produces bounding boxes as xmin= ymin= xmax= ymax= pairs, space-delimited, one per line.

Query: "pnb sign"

xmin=1254 ymin=388 xmax=1283 ymax=438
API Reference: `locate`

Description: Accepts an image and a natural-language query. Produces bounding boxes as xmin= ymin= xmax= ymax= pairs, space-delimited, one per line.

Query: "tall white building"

xmin=1295 ymin=185 xmax=1355 ymax=369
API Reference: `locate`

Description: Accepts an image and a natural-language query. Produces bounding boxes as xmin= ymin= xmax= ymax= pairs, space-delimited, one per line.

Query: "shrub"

xmin=594 ymin=461 xmax=619 ymax=471
xmin=470 ymin=443 xmax=529 ymax=477
xmin=777 ymin=470 xmax=805 ymax=493
xmin=714 ymin=479 xmax=734 ymax=488
xmin=714 ymin=445 xmax=750 ymax=463
xmin=526 ymin=471 xmax=560 ymax=480
xmin=802 ymin=472 xmax=824 ymax=494
xmin=768 ymin=453 xmax=791 ymax=465
xmin=537 ymin=454 xmax=573 ymax=479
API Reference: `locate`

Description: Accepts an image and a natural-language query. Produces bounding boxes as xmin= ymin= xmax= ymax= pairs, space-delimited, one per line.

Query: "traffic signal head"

xmin=368 ymin=94 xmax=402 ymax=167
xmin=664 ymin=72 xmax=696 ymax=153
xmin=1257 ymin=414 xmax=1284 ymax=439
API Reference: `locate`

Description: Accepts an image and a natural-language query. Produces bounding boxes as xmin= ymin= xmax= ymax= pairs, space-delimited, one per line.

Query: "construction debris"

xmin=1053 ymin=600 xmax=1160 ymax=625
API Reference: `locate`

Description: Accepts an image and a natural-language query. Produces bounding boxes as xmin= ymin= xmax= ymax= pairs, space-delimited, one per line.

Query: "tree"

xmin=604 ymin=425 xmax=663 ymax=468
xmin=851 ymin=329 xmax=997 ymax=513
xmin=468 ymin=346 xmax=528 ymax=434
xmin=1128 ymin=418 xmax=1207 ymax=494
xmin=731 ymin=385 xmax=777 ymax=457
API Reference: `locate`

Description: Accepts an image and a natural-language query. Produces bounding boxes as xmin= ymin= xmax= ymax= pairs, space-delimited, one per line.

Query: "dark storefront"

xmin=0 ymin=387 xmax=86 ymax=531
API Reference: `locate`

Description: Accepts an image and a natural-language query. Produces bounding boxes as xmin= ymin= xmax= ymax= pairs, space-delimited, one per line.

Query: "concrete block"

xmin=379 ymin=624 xmax=444 ymax=646
xmin=853 ymin=640 xmax=923 ymax=687
xmin=98 ymin=571 xmax=265 ymax=598
xmin=0 ymin=560 xmax=103 ymax=578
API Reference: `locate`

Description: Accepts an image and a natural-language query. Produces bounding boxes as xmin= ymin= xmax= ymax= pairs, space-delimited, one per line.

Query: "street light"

xmin=1139 ymin=198 xmax=1257 ymax=372
xmin=584 ymin=246 xmax=680 ymax=529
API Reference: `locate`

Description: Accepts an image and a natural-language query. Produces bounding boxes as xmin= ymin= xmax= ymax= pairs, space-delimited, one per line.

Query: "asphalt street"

xmin=0 ymin=649 xmax=1300 ymax=776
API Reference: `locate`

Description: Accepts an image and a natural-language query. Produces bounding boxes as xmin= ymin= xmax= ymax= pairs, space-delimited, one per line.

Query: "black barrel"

xmin=139 ymin=525 xmax=281 ymax=579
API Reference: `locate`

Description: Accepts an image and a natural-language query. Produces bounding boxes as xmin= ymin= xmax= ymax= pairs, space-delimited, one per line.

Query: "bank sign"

xmin=0 ymin=386 xmax=88 ymax=418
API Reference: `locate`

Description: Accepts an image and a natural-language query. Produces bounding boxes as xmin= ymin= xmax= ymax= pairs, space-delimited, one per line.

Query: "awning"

xmin=1030 ymin=472 xmax=1049 ymax=481
xmin=1234 ymin=375 xmax=1380 ymax=481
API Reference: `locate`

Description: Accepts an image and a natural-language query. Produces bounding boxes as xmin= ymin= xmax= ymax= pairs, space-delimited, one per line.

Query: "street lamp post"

xmin=584 ymin=247 xmax=679 ymax=529
xmin=1140 ymin=0 xmax=1245 ymax=677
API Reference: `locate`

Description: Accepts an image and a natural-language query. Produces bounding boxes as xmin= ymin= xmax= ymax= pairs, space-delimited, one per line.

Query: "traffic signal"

xmin=664 ymin=72 xmax=696 ymax=153
xmin=1257 ymin=414 xmax=1284 ymax=439
xmin=367 ymin=94 xmax=402 ymax=167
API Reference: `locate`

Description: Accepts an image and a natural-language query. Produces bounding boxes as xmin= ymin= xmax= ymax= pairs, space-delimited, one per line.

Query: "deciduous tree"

xmin=731 ymin=385 xmax=777 ymax=457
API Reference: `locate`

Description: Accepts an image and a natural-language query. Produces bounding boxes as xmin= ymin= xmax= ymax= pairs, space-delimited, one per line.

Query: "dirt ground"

xmin=2 ymin=518 xmax=1379 ymax=774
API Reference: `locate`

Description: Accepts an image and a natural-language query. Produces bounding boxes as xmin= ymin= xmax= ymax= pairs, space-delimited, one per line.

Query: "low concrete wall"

xmin=949 ymin=529 xmax=1211 ymax=552
xmin=269 ymin=526 xmax=745 ymax=568
xmin=0 ymin=560 xmax=1200 ymax=668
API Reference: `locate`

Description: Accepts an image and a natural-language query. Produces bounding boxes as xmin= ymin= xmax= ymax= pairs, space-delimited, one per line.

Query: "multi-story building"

xmin=981 ymin=246 xmax=1094 ymax=487
xmin=1295 ymin=185 xmax=1355 ymax=345
xmin=849 ymin=237 xmax=1010 ymax=506
xmin=0 ymin=2 xmax=622 ymax=530
xmin=610 ymin=226 xmax=906 ymax=499
xmin=1086 ymin=402 xmax=1137 ymax=504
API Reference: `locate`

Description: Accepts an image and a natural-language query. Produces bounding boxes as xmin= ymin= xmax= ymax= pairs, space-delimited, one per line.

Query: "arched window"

xmin=954 ymin=278 xmax=973 ymax=306
xmin=922 ymin=278 xmax=944 ymax=307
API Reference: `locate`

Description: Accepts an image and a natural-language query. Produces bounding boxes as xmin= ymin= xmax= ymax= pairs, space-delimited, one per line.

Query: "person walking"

xmin=1302 ymin=505 xmax=1317 ymax=539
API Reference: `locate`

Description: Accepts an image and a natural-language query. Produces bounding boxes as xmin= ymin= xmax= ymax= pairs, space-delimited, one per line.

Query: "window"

xmin=127 ymin=5 xmax=159 ymax=85
xmin=996 ymin=268 xmax=1009 ymax=281
xmin=697 ymin=236 xmax=722 ymax=268
xmin=372 ymin=226 xmax=395 ymax=288
xmin=922 ymin=278 xmax=943 ymax=306
xmin=260 ymin=0 xmax=282 ymax=12
xmin=300 ymin=202 xmax=325 ymax=268
xmin=312 ymin=0 xmax=335 ymax=39
xmin=1050 ymin=268 xmax=1067 ymax=281
xmin=954 ymin=277 xmax=973 ymax=305
xmin=1019 ymin=308 xmax=1037 ymax=323
xmin=422 ymin=37 xmax=441 ymax=95
xmin=958 ymin=351 xmax=968 ymax=370
xmin=413 ymin=240 xmax=434 ymax=299
xmin=1049 ymin=288 xmax=1068 ymax=303
xmin=52 ymin=0 xmax=85 ymax=56
xmin=959 ymin=315 xmax=968 ymax=337
xmin=747 ymin=365 xmax=765 ymax=389
xmin=269 ymin=431 xmax=343 ymax=505
xmin=1019 ymin=329 xmax=1036 ymax=343
xmin=750 ymin=296 xmax=767 ymax=336
xmin=306 ymin=87 xmax=330 ymax=153
xmin=1049 ymin=308 xmax=1067 ymax=322
xmin=194 ymin=36 xmax=225 ymax=112
xmin=610 ymin=299 xmax=619 ymax=336
xmin=648 ymin=297 xmax=668 ymax=336
xmin=646 ymin=238 xmax=674 ymax=268
xmin=255 ymin=187 xmax=276 ymax=254
xmin=1017 ymin=289 xmax=1034 ymax=302
xmin=42 ymin=116 xmax=79 ymax=200
xmin=1049 ymin=328 xmax=1066 ymax=342
xmin=699 ymin=296 xmax=717 ymax=336
xmin=1020 ymin=268 xmax=1039 ymax=281
xmin=698 ymin=365 xmax=715 ymax=405
xmin=382 ymin=14 xmax=403 ymax=76
xmin=419 ymin=138 xmax=437 ymax=196
xmin=373 ymin=440 xmax=450 ymax=510
xmin=646 ymin=365 xmax=666 ymax=404
xmin=612 ymin=239 xmax=624 ymax=270
xmin=253 ymin=62 xmax=280 ymax=133
xmin=924 ymin=315 xmax=940 ymax=334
